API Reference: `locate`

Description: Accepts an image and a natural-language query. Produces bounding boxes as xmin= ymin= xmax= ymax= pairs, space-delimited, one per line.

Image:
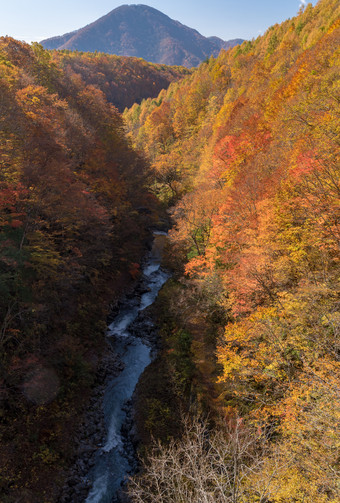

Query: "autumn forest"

xmin=0 ymin=0 xmax=339 ymax=502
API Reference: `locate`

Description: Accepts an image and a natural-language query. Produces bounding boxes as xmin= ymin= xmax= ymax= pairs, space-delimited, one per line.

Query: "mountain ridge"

xmin=41 ymin=4 xmax=243 ymax=67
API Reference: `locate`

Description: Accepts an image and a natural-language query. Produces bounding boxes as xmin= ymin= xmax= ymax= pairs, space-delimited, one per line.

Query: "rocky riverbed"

xmin=57 ymin=232 xmax=169 ymax=503
xmin=57 ymin=345 xmax=125 ymax=503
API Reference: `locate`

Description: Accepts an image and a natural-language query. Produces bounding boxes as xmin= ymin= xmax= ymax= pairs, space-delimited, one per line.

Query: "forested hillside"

xmin=0 ymin=37 xmax=162 ymax=501
xmin=124 ymin=1 xmax=340 ymax=501
xmin=50 ymin=50 xmax=190 ymax=111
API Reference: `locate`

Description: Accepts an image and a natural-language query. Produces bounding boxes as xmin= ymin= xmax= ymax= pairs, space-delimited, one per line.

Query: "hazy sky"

xmin=1 ymin=0 xmax=318 ymax=43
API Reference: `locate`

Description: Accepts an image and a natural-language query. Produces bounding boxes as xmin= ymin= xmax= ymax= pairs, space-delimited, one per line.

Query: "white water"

xmin=85 ymin=233 xmax=169 ymax=503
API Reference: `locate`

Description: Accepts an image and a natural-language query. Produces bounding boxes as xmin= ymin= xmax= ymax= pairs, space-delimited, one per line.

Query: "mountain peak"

xmin=41 ymin=5 xmax=243 ymax=67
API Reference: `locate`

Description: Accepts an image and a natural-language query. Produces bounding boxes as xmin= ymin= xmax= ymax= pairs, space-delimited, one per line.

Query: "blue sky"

xmin=1 ymin=0 xmax=317 ymax=43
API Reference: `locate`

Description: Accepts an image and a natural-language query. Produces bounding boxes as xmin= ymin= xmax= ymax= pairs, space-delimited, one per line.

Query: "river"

xmin=85 ymin=231 xmax=170 ymax=503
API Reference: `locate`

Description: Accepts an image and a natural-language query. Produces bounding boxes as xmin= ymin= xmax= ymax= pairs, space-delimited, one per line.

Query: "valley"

xmin=0 ymin=1 xmax=339 ymax=502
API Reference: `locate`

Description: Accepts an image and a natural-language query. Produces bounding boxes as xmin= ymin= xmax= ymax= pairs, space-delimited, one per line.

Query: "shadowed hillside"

xmin=51 ymin=50 xmax=190 ymax=111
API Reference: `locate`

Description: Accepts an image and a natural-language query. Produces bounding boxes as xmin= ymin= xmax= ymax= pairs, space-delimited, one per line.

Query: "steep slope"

xmin=41 ymin=4 xmax=243 ymax=68
xmin=0 ymin=36 xmax=159 ymax=503
xmin=124 ymin=1 xmax=340 ymax=501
